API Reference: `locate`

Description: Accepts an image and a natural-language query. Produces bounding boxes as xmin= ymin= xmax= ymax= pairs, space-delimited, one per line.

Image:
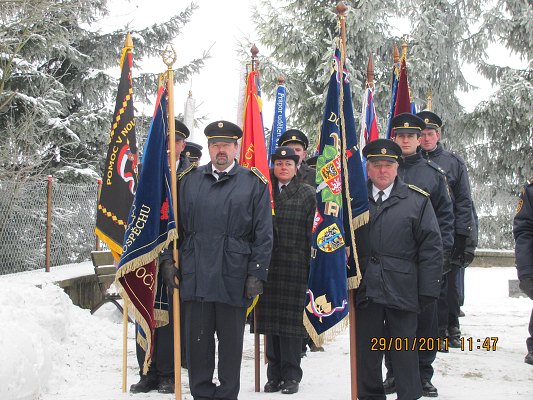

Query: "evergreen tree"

xmin=246 ymin=0 xmax=401 ymax=146
xmin=452 ymin=0 xmax=533 ymax=249
xmin=0 ymin=0 xmax=208 ymax=183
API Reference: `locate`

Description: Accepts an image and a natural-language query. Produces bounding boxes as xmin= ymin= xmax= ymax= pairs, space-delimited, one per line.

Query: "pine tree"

xmin=0 ymin=0 xmax=208 ymax=183
xmin=246 ymin=0 xmax=401 ymax=146
xmin=451 ymin=0 xmax=533 ymax=249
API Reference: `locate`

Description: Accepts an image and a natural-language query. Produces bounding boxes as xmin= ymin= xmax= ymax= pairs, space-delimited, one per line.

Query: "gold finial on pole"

xmin=161 ymin=43 xmax=182 ymax=400
xmin=366 ymin=53 xmax=375 ymax=89
xmin=427 ymin=89 xmax=433 ymax=111
xmin=393 ymin=44 xmax=400 ymax=64
xmin=277 ymin=75 xmax=285 ymax=85
xmin=125 ymin=32 xmax=133 ymax=49
xmin=401 ymin=36 xmax=408 ymax=59
xmin=251 ymin=44 xmax=259 ymax=72
xmin=336 ymin=2 xmax=348 ymax=63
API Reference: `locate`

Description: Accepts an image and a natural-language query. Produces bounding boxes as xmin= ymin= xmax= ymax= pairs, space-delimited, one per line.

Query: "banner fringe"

xmin=115 ymin=228 xmax=178 ymax=375
xmin=303 ymin=312 xmax=349 ymax=348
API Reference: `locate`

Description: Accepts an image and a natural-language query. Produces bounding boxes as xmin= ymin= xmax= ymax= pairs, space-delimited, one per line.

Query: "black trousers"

xmin=183 ymin=301 xmax=246 ymax=400
xmin=356 ymin=302 xmax=422 ymax=400
xmin=446 ymin=267 xmax=461 ymax=330
xmin=526 ymin=309 xmax=533 ymax=353
xmin=385 ymin=301 xmax=438 ymax=382
xmin=437 ymin=274 xmax=449 ymax=335
xmin=266 ymin=335 xmax=303 ymax=383
xmin=135 ymin=301 xmax=174 ymax=381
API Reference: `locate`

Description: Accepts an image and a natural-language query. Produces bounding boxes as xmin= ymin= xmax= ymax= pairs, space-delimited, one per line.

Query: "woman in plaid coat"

xmin=256 ymin=146 xmax=316 ymax=395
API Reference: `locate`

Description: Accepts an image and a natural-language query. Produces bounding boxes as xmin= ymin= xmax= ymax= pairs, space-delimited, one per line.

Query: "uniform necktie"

xmin=280 ymin=184 xmax=286 ymax=192
xmin=215 ymin=170 xmax=227 ymax=180
xmin=376 ymin=190 xmax=384 ymax=207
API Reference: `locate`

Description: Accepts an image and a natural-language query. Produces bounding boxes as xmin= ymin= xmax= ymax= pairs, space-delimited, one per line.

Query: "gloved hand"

xmin=160 ymin=259 xmax=180 ymax=290
xmin=451 ymin=234 xmax=467 ymax=261
xmin=419 ymin=295 xmax=436 ymax=310
xmin=463 ymin=252 xmax=474 ymax=267
xmin=519 ymin=276 xmax=533 ymax=300
xmin=245 ymin=275 xmax=264 ymax=298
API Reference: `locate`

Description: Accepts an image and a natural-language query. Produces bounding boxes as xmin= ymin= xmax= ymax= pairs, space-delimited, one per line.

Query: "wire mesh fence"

xmin=0 ymin=178 xmax=100 ymax=275
xmin=0 ymin=176 xmax=516 ymax=276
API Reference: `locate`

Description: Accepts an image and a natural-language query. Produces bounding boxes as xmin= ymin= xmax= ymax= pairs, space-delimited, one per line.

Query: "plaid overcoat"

xmin=256 ymin=176 xmax=316 ymax=337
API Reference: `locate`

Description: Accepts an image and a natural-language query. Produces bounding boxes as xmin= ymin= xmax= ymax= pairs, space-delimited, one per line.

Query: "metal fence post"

xmin=96 ymin=178 xmax=102 ymax=251
xmin=45 ymin=175 xmax=52 ymax=272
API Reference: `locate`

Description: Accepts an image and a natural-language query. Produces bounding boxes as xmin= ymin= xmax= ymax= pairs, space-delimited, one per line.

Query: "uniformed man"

xmin=513 ymin=178 xmax=533 ymax=365
xmin=160 ymin=120 xmax=273 ymax=400
xmin=417 ymin=110 xmax=474 ymax=349
xmin=355 ymin=139 xmax=443 ymax=400
xmin=277 ymin=129 xmax=316 ymax=187
xmin=184 ymin=141 xmax=203 ymax=165
xmin=380 ymin=113 xmax=454 ymax=397
xmin=130 ymin=119 xmax=191 ymax=394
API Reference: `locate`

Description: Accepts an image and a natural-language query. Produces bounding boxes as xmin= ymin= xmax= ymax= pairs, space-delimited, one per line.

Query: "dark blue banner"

xmin=268 ymin=84 xmax=287 ymax=163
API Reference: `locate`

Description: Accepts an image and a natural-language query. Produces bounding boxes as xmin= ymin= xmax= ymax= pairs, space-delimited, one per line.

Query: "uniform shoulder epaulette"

xmin=527 ymin=177 xmax=533 ymax=186
xmin=408 ymin=184 xmax=430 ymax=197
xmin=250 ymin=167 xmax=268 ymax=184
xmin=449 ymin=150 xmax=466 ymax=164
xmin=178 ymin=164 xmax=195 ymax=180
xmin=426 ymin=159 xmax=446 ymax=175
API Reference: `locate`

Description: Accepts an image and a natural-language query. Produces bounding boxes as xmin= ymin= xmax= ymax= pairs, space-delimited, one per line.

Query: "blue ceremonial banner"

xmin=303 ymin=45 xmax=368 ymax=345
xmin=268 ymin=84 xmax=287 ymax=163
xmin=115 ymin=86 xmax=178 ymax=374
xmin=385 ymin=61 xmax=400 ymax=139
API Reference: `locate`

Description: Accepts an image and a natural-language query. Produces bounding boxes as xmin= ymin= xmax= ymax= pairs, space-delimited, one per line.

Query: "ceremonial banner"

xmin=359 ymin=87 xmax=380 ymax=178
xmin=385 ymin=59 xmax=400 ymax=139
xmin=95 ymin=36 xmax=138 ymax=259
xmin=393 ymin=58 xmax=412 ymax=118
xmin=304 ymin=44 xmax=369 ymax=345
xmin=115 ymin=87 xmax=178 ymax=374
xmin=240 ymin=69 xmax=273 ymax=205
xmin=268 ymin=83 xmax=287 ymax=164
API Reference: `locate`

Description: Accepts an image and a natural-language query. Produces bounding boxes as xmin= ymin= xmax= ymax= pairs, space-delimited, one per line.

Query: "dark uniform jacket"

xmin=256 ymin=176 xmax=316 ymax=338
xmin=298 ymin=161 xmax=316 ymax=187
xmin=422 ymin=142 xmax=473 ymax=237
xmin=176 ymin=161 xmax=273 ymax=308
xmin=354 ymin=178 xmax=443 ymax=313
xmin=398 ymin=152 xmax=454 ymax=257
xmin=513 ymin=179 xmax=533 ymax=279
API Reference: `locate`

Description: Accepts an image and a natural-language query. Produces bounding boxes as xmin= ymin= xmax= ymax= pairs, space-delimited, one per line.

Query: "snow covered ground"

xmin=0 ymin=264 xmax=531 ymax=400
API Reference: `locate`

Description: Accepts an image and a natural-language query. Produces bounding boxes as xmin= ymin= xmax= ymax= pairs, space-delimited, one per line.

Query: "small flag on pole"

xmin=268 ymin=78 xmax=287 ymax=163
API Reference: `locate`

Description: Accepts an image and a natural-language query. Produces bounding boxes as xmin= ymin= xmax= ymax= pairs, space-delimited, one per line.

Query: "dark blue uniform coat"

xmin=514 ymin=180 xmax=533 ymax=279
xmin=355 ymin=178 xmax=443 ymax=312
xmin=177 ymin=162 xmax=273 ymax=308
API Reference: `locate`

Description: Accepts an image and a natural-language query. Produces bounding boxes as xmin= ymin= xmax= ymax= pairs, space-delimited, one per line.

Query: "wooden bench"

xmin=90 ymin=250 xmax=133 ymax=323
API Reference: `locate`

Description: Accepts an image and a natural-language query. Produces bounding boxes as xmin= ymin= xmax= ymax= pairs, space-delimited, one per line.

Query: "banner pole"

xmin=335 ymin=2 xmax=358 ymax=399
xmin=162 ymin=44 xmax=182 ymax=400
xmin=122 ymin=298 xmax=128 ymax=392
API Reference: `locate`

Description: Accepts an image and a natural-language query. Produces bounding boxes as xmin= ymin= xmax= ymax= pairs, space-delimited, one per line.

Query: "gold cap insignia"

xmin=424 ymin=118 xmax=429 ymax=123
xmin=381 ymin=148 xmax=387 ymax=154
xmin=218 ymin=122 xmax=223 ymax=128
xmin=281 ymin=150 xmax=286 ymax=155
xmin=186 ymin=151 xmax=191 ymax=157
xmin=291 ymin=135 xmax=296 ymax=140
xmin=403 ymin=122 xmax=409 ymax=127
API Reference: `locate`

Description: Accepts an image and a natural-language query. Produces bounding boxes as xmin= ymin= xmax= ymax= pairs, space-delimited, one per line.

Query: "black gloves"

xmin=160 ymin=259 xmax=180 ymax=290
xmin=419 ymin=295 xmax=436 ymax=310
xmin=463 ymin=252 xmax=475 ymax=266
xmin=519 ymin=276 xmax=533 ymax=300
xmin=451 ymin=234 xmax=467 ymax=261
xmin=245 ymin=275 xmax=264 ymax=298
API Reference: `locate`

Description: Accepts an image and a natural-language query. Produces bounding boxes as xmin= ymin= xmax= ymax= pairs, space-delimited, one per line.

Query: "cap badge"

xmin=291 ymin=135 xmax=296 ymax=140
xmin=424 ymin=118 xmax=429 ymax=123
xmin=281 ymin=150 xmax=286 ymax=155
xmin=218 ymin=122 xmax=223 ymax=128
xmin=403 ymin=122 xmax=409 ymax=127
xmin=186 ymin=151 xmax=190 ymax=157
xmin=381 ymin=148 xmax=387 ymax=154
